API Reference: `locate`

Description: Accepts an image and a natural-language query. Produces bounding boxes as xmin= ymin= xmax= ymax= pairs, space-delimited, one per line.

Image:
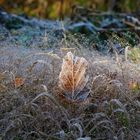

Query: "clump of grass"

xmin=0 ymin=32 xmax=140 ymax=140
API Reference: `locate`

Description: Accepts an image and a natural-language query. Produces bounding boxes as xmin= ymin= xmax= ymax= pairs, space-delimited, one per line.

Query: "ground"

xmin=0 ymin=12 xmax=140 ymax=140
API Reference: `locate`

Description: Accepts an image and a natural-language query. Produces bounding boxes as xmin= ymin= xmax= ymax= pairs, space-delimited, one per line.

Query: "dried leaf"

xmin=14 ymin=77 xmax=25 ymax=88
xmin=59 ymin=52 xmax=89 ymax=102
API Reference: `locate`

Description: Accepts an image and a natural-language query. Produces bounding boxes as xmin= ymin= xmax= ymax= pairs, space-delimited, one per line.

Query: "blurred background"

xmin=0 ymin=0 xmax=140 ymax=19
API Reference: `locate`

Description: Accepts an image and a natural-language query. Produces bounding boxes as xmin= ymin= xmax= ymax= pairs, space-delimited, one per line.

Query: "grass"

xmin=0 ymin=29 xmax=140 ymax=140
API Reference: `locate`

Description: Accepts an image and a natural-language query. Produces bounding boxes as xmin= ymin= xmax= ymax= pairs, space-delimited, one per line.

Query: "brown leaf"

xmin=59 ymin=52 xmax=89 ymax=101
xmin=14 ymin=77 xmax=25 ymax=88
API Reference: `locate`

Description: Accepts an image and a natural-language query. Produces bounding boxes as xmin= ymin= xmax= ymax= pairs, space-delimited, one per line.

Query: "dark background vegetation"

xmin=0 ymin=0 xmax=140 ymax=19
